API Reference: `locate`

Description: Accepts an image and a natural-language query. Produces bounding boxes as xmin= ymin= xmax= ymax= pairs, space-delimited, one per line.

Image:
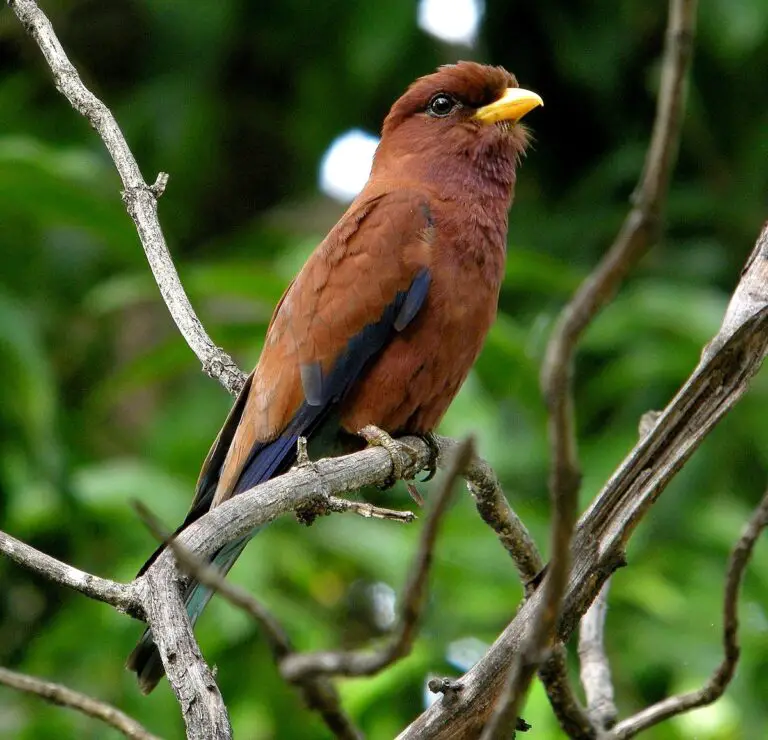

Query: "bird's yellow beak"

xmin=473 ymin=87 xmax=544 ymax=125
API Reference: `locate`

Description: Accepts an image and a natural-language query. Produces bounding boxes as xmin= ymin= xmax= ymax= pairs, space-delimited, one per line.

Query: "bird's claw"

xmin=358 ymin=424 xmax=418 ymax=489
xmin=417 ymin=432 xmax=440 ymax=482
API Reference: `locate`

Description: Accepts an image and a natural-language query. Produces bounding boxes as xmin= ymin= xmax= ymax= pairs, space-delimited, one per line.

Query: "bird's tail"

xmin=126 ymin=369 xmax=333 ymax=693
xmin=126 ymin=534 xmax=251 ymax=694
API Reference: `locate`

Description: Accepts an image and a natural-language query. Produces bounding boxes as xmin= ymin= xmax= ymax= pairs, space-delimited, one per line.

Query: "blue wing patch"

xmin=300 ymin=361 xmax=324 ymax=406
xmin=394 ymin=268 xmax=431 ymax=331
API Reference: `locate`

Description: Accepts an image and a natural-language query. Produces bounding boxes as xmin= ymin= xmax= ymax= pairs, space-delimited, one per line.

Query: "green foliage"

xmin=1 ymin=1 xmax=767 ymax=738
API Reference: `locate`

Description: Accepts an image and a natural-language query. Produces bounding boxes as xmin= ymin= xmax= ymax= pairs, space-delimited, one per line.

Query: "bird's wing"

xmin=201 ymin=189 xmax=435 ymax=519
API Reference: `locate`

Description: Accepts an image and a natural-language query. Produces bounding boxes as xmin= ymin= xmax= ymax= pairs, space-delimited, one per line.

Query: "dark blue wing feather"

xmin=234 ymin=268 xmax=431 ymax=494
xmin=394 ymin=268 xmax=431 ymax=331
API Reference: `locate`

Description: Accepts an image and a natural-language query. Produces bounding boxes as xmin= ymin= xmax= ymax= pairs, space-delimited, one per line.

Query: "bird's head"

xmin=372 ymin=61 xmax=542 ymax=200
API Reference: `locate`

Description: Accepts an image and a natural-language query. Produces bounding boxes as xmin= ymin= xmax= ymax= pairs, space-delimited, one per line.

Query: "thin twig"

xmin=609 ymin=489 xmax=768 ymax=739
xmin=325 ymin=497 xmax=416 ymax=523
xmin=0 ymin=667 xmax=161 ymax=740
xmin=538 ymin=650 xmax=595 ymax=740
xmin=480 ymin=1 xmax=699 ymax=735
xmin=280 ymin=438 xmax=474 ymax=681
xmin=133 ymin=503 xmax=362 ymax=740
xmin=0 ymin=530 xmax=139 ymax=615
xmin=439 ymin=436 xmax=542 ymax=584
xmin=574 ymin=413 xmax=662 ymax=730
xmin=541 ymin=0 xmax=697 ymax=408
xmin=7 ymin=0 xmax=246 ymax=396
xmin=579 ymin=581 xmax=617 ymax=730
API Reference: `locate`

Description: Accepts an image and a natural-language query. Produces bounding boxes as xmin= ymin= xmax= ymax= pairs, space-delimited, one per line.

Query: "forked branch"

xmin=481 ymin=0 xmax=700 ymax=735
xmin=7 ymin=0 xmax=245 ymax=396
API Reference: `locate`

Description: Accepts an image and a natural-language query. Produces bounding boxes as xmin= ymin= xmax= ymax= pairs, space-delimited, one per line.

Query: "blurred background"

xmin=1 ymin=0 xmax=767 ymax=737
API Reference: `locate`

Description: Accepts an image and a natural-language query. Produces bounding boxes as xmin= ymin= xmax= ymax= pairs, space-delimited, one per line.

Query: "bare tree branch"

xmin=0 ymin=666 xmax=161 ymax=740
xmin=541 ymin=0 xmax=697 ymax=413
xmin=280 ymin=439 xmax=473 ymax=681
xmin=134 ymin=502 xmax=363 ymax=740
xmin=397 ymin=214 xmax=768 ymax=736
xmin=477 ymin=1 xmax=700 ymax=735
xmin=0 ymin=434 xmax=438 ymax=739
xmin=579 ymin=581 xmax=617 ymax=731
xmin=608 ymin=488 xmax=768 ymax=739
xmin=138 ymin=559 xmax=233 ymax=739
xmin=0 ymin=423 xmax=440 ymax=738
xmin=135 ymin=433 xmax=446 ymax=740
xmin=6 ymin=0 xmax=246 ymax=396
xmin=0 ymin=530 xmax=140 ymax=616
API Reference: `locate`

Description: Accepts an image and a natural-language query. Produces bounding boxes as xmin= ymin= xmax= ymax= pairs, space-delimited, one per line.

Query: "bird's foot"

xmin=402 ymin=434 xmax=440 ymax=505
xmin=358 ymin=424 xmax=419 ymax=489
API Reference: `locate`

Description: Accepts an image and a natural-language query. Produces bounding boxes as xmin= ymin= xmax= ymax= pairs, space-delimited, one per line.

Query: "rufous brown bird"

xmin=128 ymin=61 xmax=542 ymax=692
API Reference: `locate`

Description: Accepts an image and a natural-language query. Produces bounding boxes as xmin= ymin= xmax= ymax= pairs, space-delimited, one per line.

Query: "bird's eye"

xmin=427 ymin=94 xmax=457 ymax=118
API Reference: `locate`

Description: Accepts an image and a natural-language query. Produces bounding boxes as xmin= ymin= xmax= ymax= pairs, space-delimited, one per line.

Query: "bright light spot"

xmin=319 ymin=129 xmax=379 ymax=203
xmin=368 ymin=582 xmax=396 ymax=631
xmin=417 ymin=0 xmax=484 ymax=46
xmin=446 ymin=636 xmax=488 ymax=671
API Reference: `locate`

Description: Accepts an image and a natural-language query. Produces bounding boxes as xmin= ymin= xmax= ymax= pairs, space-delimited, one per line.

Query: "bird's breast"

xmin=339 ymin=205 xmax=506 ymax=436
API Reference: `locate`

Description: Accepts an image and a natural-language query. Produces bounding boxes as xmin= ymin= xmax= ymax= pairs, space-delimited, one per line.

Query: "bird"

xmin=127 ymin=60 xmax=542 ymax=693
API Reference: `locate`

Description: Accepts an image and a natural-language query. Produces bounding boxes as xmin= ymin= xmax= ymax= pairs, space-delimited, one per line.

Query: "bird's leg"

xmin=358 ymin=424 xmax=419 ymax=489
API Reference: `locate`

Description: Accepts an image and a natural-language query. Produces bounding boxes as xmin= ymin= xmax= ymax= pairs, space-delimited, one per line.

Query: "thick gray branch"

xmin=138 ymin=569 xmax=232 ymax=739
xmin=147 ymin=437 xmax=437 ymax=573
